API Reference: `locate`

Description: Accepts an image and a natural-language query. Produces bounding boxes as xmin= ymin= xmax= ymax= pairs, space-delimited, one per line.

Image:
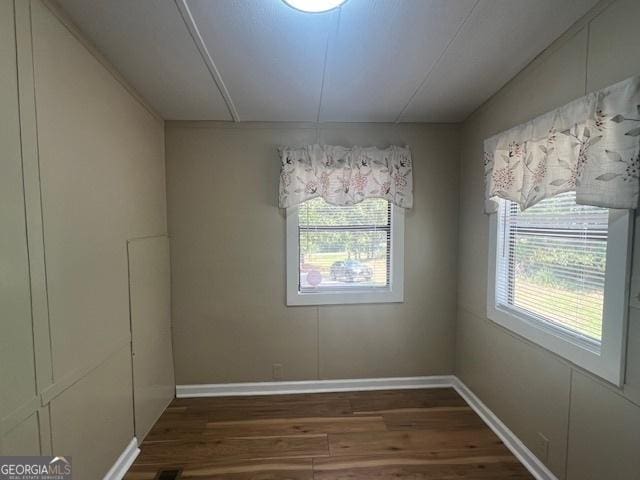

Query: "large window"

xmin=286 ymin=197 xmax=404 ymax=305
xmin=488 ymin=192 xmax=631 ymax=385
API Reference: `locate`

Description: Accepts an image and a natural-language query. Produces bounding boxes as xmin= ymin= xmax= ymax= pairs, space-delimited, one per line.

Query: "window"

xmin=286 ymin=197 xmax=404 ymax=305
xmin=488 ymin=191 xmax=632 ymax=385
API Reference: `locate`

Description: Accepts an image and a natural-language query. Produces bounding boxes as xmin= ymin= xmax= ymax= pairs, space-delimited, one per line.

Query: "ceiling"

xmin=57 ymin=0 xmax=598 ymax=123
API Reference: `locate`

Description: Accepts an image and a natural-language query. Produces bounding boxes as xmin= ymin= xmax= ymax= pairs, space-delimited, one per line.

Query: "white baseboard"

xmin=103 ymin=437 xmax=140 ymax=480
xmin=451 ymin=378 xmax=558 ymax=480
xmin=176 ymin=375 xmax=557 ymax=480
xmin=176 ymin=375 xmax=455 ymax=398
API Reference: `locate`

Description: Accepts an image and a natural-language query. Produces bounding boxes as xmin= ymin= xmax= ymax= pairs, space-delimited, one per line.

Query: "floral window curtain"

xmin=279 ymin=144 xmax=413 ymax=208
xmin=484 ymin=75 xmax=640 ymax=213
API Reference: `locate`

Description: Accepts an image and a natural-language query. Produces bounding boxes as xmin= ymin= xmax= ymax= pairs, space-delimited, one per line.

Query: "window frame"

xmin=286 ymin=200 xmax=404 ymax=306
xmin=487 ymin=199 xmax=632 ymax=386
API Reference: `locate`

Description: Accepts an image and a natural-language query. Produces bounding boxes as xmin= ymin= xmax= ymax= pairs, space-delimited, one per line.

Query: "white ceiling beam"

xmin=175 ymin=0 xmax=240 ymax=122
xmin=394 ymin=0 xmax=480 ymax=123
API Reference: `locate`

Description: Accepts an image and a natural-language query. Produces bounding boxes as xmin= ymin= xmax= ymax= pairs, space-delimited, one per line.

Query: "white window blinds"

xmin=297 ymin=197 xmax=391 ymax=293
xmin=495 ymin=191 xmax=609 ymax=345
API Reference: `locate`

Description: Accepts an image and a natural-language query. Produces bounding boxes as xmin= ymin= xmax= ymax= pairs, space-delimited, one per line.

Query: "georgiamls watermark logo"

xmin=0 ymin=456 xmax=72 ymax=480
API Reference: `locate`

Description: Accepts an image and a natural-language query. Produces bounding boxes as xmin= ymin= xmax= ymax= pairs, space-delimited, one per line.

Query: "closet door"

xmin=128 ymin=235 xmax=175 ymax=440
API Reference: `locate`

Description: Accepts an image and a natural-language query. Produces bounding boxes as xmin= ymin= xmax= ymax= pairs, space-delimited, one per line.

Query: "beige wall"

xmin=0 ymin=0 xmax=40 ymax=456
xmin=166 ymin=122 xmax=460 ymax=384
xmin=1 ymin=1 xmax=173 ymax=477
xmin=456 ymin=0 xmax=640 ymax=478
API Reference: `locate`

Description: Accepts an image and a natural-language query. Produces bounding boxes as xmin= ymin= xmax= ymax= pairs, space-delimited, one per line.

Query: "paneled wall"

xmin=165 ymin=122 xmax=460 ymax=384
xmin=0 ymin=0 xmax=41 ymax=456
xmin=0 ymin=1 xmax=173 ymax=477
xmin=456 ymin=0 xmax=640 ymax=478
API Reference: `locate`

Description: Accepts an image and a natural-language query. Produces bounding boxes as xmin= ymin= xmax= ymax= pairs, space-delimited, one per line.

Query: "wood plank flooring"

xmin=124 ymin=388 xmax=533 ymax=479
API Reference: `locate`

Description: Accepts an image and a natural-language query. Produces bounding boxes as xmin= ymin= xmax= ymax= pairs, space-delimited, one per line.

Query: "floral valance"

xmin=279 ymin=144 xmax=413 ymax=208
xmin=484 ymin=75 xmax=640 ymax=213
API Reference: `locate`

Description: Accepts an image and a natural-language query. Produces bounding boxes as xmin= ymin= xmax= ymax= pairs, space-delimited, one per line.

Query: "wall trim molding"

xmin=0 ymin=396 xmax=40 ymax=436
xmin=40 ymin=337 xmax=131 ymax=405
xmin=176 ymin=376 xmax=557 ymax=480
xmin=102 ymin=437 xmax=139 ymax=480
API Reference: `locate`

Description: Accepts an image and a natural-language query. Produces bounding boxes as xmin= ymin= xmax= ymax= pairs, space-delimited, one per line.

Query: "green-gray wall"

xmin=456 ymin=0 xmax=640 ymax=478
xmin=165 ymin=122 xmax=460 ymax=384
xmin=4 ymin=0 xmax=639 ymax=477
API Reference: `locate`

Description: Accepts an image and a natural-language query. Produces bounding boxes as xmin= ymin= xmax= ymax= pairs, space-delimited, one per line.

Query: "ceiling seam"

xmin=316 ymin=7 xmax=342 ymax=124
xmin=393 ymin=0 xmax=481 ymax=124
xmin=174 ymin=0 xmax=240 ymax=122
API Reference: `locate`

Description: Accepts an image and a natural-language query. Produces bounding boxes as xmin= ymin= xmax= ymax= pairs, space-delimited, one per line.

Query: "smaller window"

xmin=488 ymin=192 xmax=632 ymax=385
xmin=286 ymin=197 xmax=404 ymax=305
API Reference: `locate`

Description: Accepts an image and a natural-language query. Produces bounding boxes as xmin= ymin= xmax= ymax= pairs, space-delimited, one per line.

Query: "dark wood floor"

xmin=124 ymin=388 xmax=533 ymax=479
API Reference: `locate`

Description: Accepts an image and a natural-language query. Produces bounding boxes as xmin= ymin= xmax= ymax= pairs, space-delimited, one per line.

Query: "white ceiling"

xmin=57 ymin=0 xmax=598 ymax=122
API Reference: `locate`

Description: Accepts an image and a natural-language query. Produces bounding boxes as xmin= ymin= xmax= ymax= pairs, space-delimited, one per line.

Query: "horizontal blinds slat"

xmin=300 ymin=225 xmax=391 ymax=232
xmin=497 ymin=285 xmax=604 ymax=304
xmin=506 ymin=217 xmax=609 ymax=224
xmin=299 ymin=197 xmax=390 ymax=227
xmin=502 ymin=233 xmax=607 ymax=242
xmin=497 ymin=290 xmax=603 ymax=339
xmin=504 ymin=236 xmax=607 ymax=246
xmin=497 ymin=283 xmax=603 ymax=299
xmin=499 ymin=291 xmax=603 ymax=321
xmin=500 ymin=302 xmax=602 ymax=341
xmin=503 ymin=301 xmax=602 ymax=333
xmin=500 ymin=262 xmax=606 ymax=286
xmin=506 ymin=287 xmax=603 ymax=314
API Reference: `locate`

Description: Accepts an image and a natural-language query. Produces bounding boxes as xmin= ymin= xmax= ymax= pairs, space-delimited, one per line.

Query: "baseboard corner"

xmin=451 ymin=376 xmax=559 ymax=480
xmin=102 ymin=436 xmax=139 ymax=480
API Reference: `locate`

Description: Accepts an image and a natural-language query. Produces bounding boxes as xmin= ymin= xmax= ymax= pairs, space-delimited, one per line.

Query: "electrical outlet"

xmin=272 ymin=363 xmax=283 ymax=381
xmin=536 ymin=432 xmax=550 ymax=462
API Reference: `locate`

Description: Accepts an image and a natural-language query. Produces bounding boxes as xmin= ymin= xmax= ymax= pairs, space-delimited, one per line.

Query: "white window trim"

xmin=487 ymin=205 xmax=632 ymax=386
xmin=286 ymin=203 xmax=404 ymax=306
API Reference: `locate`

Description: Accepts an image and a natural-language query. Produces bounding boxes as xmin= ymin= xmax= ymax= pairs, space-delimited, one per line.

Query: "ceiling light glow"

xmin=283 ymin=0 xmax=347 ymax=13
